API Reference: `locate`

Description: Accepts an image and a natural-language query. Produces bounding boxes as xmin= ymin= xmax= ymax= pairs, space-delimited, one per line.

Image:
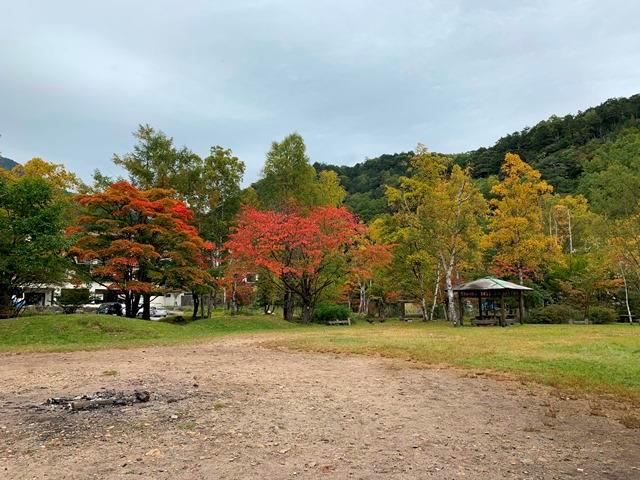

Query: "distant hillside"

xmin=317 ymin=94 xmax=640 ymax=220
xmin=456 ymin=94 xmax=640 ymax=193
xmin=313 ymin=152 xmax=413 ymax=221
xmin=0 ymin=156 xmax=18 ymax=170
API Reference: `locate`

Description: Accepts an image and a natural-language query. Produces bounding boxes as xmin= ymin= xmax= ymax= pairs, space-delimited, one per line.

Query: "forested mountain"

xmin=317 ymin=94 xmax=640 ymax=220
xmin=313 ymin=153 xmax=413 ymax=221
xmin=0 ymin=156 xmax=18 ymax=170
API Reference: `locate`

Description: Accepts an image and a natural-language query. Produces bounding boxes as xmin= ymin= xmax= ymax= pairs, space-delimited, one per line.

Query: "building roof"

xmin=453 ymin=276 xmax=533 ymax=292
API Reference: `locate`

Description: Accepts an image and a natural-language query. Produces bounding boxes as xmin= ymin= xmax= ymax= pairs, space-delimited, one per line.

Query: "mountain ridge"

xmin=0 ymin=156 xmax=18 ymax=170
xmin=316 ymin=94 xmax=640 ymax=220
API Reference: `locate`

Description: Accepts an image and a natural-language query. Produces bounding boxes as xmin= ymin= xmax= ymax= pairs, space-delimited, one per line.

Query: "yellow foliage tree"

xmin=610 ymin=212 xmax=640 ymax=322
xmin=547 ymin=194 xmax=596 ymax=254
xmin=485 ymin=153 xmax=562 ymax=284
xmin=387 ymin=145 xmax=486 ymax=326
xmin=3 ymin=157 xmax=82 ymax=192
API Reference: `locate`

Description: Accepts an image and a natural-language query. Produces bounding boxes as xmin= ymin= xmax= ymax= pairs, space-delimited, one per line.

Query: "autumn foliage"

xmin=348 ymin=239 xmax=393 ymax=314
xmin=225 ymin=205 xmax=363 ymax=322
xmin=70 ymin=182 xmax=211 ymax=318
xmin=485 ymin=153 xmax=562 ymax=283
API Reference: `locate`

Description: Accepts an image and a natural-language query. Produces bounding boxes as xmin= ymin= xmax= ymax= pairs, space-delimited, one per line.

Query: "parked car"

xmin=97 ymin=302 xmax=123 ymax=316
xmin=151 ymin=307 xmax=168 ymax=318
xmin=136 ymin=306 xmax=168 ymax=319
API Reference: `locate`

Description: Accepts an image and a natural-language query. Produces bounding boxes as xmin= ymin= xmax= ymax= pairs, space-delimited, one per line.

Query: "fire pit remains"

xmin=46 ymin=390 xmax=150 ymax=411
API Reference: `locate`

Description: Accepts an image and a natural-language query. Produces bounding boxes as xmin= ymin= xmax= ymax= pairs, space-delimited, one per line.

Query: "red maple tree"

xmin=225 ymin=205 xmax=362 ymax=322
xmin=70 ymin=181 xmax=211 ymax=318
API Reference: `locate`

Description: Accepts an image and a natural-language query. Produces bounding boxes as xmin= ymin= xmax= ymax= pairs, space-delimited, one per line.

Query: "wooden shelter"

xmin=454 ymin=277 xmax=533 ymax=327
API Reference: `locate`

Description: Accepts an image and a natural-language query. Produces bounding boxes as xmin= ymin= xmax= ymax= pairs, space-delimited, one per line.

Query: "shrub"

xmin=588 ymin=306 xmax=617 ymax=324
xmin=159 ymin=315 xmax=189 ymax=324
xmin=312 ymin=303 xmax=351 ymax=324
xmin=57 ymin=289 xmax=90 ymax=314
xmin=20 ymin=306 xmax=64 ymax=316
xmin=526 ymin=304 xmax=582 ymax=324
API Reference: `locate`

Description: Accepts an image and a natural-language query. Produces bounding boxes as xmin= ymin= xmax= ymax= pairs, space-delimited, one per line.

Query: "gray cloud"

xmin=1 ymin=0 xmax=639 ymax=184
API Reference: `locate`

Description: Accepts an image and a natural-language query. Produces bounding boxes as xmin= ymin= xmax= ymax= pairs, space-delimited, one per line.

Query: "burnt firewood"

xmin=45 ymin=390 xmax=151 ymax=411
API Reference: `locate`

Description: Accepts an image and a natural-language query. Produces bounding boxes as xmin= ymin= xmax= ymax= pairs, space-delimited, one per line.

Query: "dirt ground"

xmin=1 ymin=336 xmax=639 ymax=480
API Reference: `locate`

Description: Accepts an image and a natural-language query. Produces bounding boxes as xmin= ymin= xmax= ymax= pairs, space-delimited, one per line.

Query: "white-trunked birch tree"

xmin=385 ymin=145 xmax=486 ymax=326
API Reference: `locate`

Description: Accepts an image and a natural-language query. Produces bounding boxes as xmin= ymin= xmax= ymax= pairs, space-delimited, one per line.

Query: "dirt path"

xmin=0 ymin=337 xmax=638 ymax=479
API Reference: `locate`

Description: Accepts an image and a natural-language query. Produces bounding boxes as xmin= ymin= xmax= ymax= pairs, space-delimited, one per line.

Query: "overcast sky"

xmin=1 ymin=0 xmax=639 ymax=184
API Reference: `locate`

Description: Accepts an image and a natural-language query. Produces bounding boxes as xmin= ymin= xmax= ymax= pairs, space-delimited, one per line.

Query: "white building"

xmin=20 ymin=282 xmax=189 ymax=309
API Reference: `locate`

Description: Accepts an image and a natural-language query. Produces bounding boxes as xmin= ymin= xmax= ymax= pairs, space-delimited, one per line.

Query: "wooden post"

xmin=457 ymin=293 xmax=464 ymax=327
xmin=500 ymin=292 xmax=506 ymax=327
xmin=518 ymin=291 xmax=524 ymax=324
xmin=477 ymin=292 xmax=483 ymax=323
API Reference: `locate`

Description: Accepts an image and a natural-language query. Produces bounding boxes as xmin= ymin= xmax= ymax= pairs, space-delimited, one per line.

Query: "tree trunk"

xmin=124 ymin=292 xmax=131 ymax=317
xmin=142 ymin=294 xmax=151 ymax=320
xmin=429 ymin=267 xmax=441 ymax=321
xmin=283 ymin=286 xmax=294 ymax=321
xmin=517 ymin=266 xmax=526 ymax=321
xmin=620 ymin=263 xmax=633 ymax=324
xmin=0 ymin=286 xmax=15 ymax=318
xmin=367 ymin=280 xmax=372 ymax=312
xmin=206 ymin=294 xmax=212 ymax=318
xmin=133 ymin=293 xmax=141 ymax=318
xmin=192 ymin=293 xmax=199 ymax=320
xmin=358 ymin=282 xmax=367 ymax=314
xmin=567 ymin=211 xmax=574 ymax=254
xmin=301 ymin=302 xmax=313 ymax=324
xmin=420 ymin=297 xmax=428 ymax=321
xmin=444 ymin=265 xmax=458 ymax=326
xmin=125 ymin=292 xmax=140 ymax=318
xmin=231 ymin=282 xmax=238 ymax=315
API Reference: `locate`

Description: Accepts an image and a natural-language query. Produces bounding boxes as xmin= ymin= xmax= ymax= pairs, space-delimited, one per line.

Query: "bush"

xmin=57 ymin=289 xmax=90 ymax=314
xmin=312 ymin=303 xmax=351 ymax=324
xmin=159 ymin=315 xmax=189 ymax=324
xmin=588 ymin=306 xmax=617 ymax=324
xmin=526 ymin=304 xmax=582 ymax=324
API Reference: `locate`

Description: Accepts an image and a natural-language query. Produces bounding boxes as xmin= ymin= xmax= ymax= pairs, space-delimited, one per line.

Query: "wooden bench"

xmin=326 ymin=318 xmax=351 ymax=326
xmin=472 ymin=317 xmax=498 ymax=326
xmin=472 ymin=316 xmax=517 ymax=326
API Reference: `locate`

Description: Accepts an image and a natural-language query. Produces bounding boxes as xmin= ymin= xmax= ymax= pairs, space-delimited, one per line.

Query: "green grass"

xmin=271 ymin=320 xmax=640 ymax=403
xmin=0 ymin=311 xmax=302 ymax=352
xmin=1 ymin=313 xmax=639 ymax=402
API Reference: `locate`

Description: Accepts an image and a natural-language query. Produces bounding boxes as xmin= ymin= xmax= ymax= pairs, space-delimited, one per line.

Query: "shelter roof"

xmin=453 ymin=276 xmax=533 ymax=292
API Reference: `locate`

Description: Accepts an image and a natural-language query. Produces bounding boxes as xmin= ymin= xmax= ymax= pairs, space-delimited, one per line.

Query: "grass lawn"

xmin=272 ymin=320 xmax=640 ymax=403
xmin=0 ymin=311 xmax=302 ymax=353
xmin=1 ymin=313 xmax=639 ymax=402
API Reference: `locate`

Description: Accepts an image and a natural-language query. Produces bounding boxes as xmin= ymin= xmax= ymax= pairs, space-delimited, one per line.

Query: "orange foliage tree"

xmin=225 ymin=206 xmax=362 ymax=323
xmin=70 ymin=182 xmax=211 ymax=318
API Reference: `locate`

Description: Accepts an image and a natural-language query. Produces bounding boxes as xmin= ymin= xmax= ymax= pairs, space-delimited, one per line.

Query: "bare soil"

xmin=1 ymin=336 xmax=638 ymax=479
